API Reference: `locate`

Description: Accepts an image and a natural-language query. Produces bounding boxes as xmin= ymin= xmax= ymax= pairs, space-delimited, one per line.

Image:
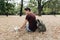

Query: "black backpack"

xmin=36 ymin=19 xmax=46 ymax=32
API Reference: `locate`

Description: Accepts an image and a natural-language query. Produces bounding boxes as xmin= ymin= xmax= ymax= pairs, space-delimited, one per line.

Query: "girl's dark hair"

xmin=24 ymin=7 xmax=31 ymax=11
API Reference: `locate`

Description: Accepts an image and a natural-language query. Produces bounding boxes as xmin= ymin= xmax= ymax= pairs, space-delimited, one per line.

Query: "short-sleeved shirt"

xmin=26 ymin=13 xmax=37 ymax=32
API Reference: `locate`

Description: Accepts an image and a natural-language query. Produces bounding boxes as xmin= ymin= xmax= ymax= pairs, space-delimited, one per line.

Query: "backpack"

xmin=36 ymin=19 xmax=46 ymax=32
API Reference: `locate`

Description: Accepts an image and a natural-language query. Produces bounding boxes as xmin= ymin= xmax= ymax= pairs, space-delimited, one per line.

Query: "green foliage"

xmin=5 ymin=3 xmax=15 ymax=15
xmin=0 ymin=0 xmax=5 ymax=14
xmin=0 ymin=0 xmax=15 ymax=15
xmin=14 ymin=4 xmax=21 ymax=15
xmin=43 ymin=0 xmax=60 ymax=15
xmin=27 ymin=0 xmax=38 ymax=14
xmin=27 ymin=0 xmax=60 ymax=15
xmin=0 ymin=0 xmax=60 ymax=15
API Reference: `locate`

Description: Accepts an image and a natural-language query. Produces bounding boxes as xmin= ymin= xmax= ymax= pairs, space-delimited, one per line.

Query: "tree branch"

xmin=41 ymin=0 xmax=51 ymax=9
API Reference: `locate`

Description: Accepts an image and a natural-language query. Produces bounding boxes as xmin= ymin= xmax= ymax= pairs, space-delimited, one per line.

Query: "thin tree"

xmin=20 ymin=0 xmax=23 ymax=16
xmin=37 ymin=0 xmax=51 ymax=16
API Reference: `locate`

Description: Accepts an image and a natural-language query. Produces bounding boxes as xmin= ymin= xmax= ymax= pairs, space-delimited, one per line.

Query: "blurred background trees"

xmin=28 ymin=0 xmax=60 ymax=15
xmin=0 ymin=0 xmax=15 ymax=15
xmin=0 ymin=0 xmax=60 ymax=16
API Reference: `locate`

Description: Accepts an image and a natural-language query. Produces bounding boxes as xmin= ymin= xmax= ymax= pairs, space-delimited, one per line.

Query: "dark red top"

xmin=26 ymin=13 xmax=37 ymax=32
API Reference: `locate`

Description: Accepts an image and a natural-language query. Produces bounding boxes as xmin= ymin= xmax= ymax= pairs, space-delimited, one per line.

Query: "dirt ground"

xmin=0 ymin=15 xmax=60 ymax=40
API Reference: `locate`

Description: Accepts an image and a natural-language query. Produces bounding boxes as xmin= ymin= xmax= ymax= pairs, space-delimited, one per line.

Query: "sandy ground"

xmin=0 ymin=15 xmax=60 ymax=40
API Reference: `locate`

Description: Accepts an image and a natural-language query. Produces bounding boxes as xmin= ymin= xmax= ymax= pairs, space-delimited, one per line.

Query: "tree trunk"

xmin=38 ymin=0 xmax=42 ymax=16
xmin=37 ymin=0 xmax=51 ymax=16
xmin=6 ymin=0 xmax=8 ymax=17
xmin=20 ymin=0 xmax=23 ymax=16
